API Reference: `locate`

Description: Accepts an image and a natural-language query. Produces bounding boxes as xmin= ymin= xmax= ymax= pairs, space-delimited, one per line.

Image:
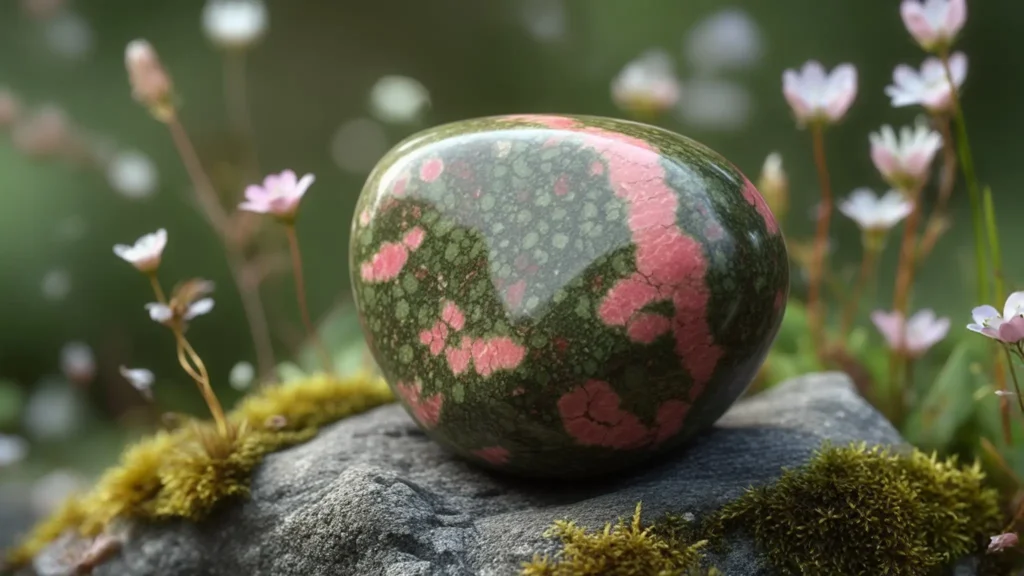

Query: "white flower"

xmin=60 ymin=341 xmax=95 ymax=385
xmin=900 ymin=0 xmax=966 ymax=53
xmin=869 ymin=122 xmax=942 ymax=189
xmin=871 ymin=309 xmax=950 ymax=357
xmin=369 ymin=76 xmax=431 ymax=124
xmin=676 ymin=77 xmax=751 ymax=132
xmin=107 ymin=150 xmax=158 ymax=200
xmin=0 ymin=434 xmax=28 ymax=467
xmin=886 ymin=52 xmax=966 ymax=114
xmin=239 ymin=170 xmax=315 ymax=220
xmin=113 ymin=229 xmax=167 ymax=274
xmin=202 ymin=0 xmax=268 ymax=49
xmin=782 ymin=61 xmax=857 ymax=125
xmin=229 ymin=361 xmax=255 ymax=390
xmin=838 ymin=188 xmax=913 ymax=231
xmin=611 ymin=50 xmax=681 ymax=118
xmin=967 ymin=292 xmax=1024 ymax=344
xmin=685 ymin=8 xmax=763 ymax=74
xmin=146 ymin=298 xmax=214 ymax=325
xmin=119 ymin=366 xmax=155 ymax=399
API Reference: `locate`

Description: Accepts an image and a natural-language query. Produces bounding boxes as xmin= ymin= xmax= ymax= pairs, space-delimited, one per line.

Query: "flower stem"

xmin=808 ymin=123 xmax=833 ymax=357
xmin=995 ymin=357 xmax=1014 ymax=445
xmin=173 ymin=328 xmax=230 ymax=439
xmin=940 ymin=52 xmax=993 ymax=303
xmin=147 ymin=272 xmax=167 ymax=304
xmin=840 ymin=243 xmax=879 ymax=338
xmin=165 ymin=115 xmax=277 ymax=381
xmin=222 ymin=49 xmax=260 ymax=178
xmin=917 ymin=115 xmax=958 ymax=261
xmin=285 ymin=223 xmax=333 ymax=372
xmin=1004 ymin=346 xmax=1024 ymax=416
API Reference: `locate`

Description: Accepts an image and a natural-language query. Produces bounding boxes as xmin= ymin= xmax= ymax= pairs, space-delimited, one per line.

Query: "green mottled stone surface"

xmin=349 ymin=114 xmax=788 ymax=478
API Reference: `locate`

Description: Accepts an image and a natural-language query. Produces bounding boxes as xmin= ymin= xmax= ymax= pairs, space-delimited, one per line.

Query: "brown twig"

xmin=808 ymin=123 xmax=833 ymax=358
xmin=285 ymin=224 xmax=334 ymax=372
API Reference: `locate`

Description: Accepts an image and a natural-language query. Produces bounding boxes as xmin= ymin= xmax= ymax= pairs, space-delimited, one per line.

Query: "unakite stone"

xmin=350 ymin=114 xmax=788 ymax=478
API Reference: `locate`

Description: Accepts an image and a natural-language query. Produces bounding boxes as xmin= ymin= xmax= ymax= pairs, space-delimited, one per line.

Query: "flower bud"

xmin=125 ymin=40 xmax=175 ymax=121
xmin=757 ymin=152 xmax=788 ymax=223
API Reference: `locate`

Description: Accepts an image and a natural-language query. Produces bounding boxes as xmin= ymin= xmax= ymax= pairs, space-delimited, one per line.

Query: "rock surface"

xmin=28 ymin=372 xmax=901 ymax=576
xmin=350 ymin=113 xmax=788 ymax=477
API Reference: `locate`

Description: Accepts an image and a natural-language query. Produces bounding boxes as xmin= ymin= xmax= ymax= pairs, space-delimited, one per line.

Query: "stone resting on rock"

xmin=24 ymin=373 xmax=906 ymax=576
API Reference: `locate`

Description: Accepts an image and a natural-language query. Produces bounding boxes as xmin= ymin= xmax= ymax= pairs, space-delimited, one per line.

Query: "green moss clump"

xmin=705 ymin=442 xmax=1004 ymax=576
xmin=520 ymin=503 xmax=719 ymax=576
xmin=5 ymin=373 xmax=394 ymax=569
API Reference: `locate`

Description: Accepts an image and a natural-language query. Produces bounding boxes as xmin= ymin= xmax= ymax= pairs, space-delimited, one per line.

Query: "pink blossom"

xmin=900 ymin=0 xmax=966 ymax=53
xmin=967 ymin=292 xmax=1024 ymax=344
xmin=611 ymin=50 xmax=681 ymax=117
xmin=838 ymin=188 xmax=912 ymax=232
xmin=871 ymin=309 xmax=950 ymax=357
xmin=238 ymin=169 xmax=315 ymax=221
xmin=113 ymin=229 xmax=167 ymax=273
xmin=886 ymin=52 xmax=967 ymax=114
xmin=869 ymin=122 xmax=942 ymax=189
xmin=987 ymin=532 xmax=1019 ymax=553
xmin=125 ymin=40 xmax=174 ymax=117
xmin=781 ymin=61 xmax=857 ymax=125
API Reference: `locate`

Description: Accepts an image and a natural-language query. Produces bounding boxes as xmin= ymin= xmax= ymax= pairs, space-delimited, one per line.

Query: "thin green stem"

xmin=940 ymin=52 xmax=992 ymax=303
xmin=1005 ymin=346 xmax=1024 ymax=416
xmin=808 ymin=123 xmax=832 ymax=358
xmin=983 ymin=187 xmax=1006 ymax=303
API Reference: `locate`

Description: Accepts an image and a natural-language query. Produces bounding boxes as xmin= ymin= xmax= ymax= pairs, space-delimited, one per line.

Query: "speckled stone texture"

xmin=23 ymin=373 xmax=906 ymax=576
xmin=350 ymin=114 xmax=788 ymax=477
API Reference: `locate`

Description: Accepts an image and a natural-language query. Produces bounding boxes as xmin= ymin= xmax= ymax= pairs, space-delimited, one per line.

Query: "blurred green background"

xmin=0 ymin=0 xmax=1018 ymax=547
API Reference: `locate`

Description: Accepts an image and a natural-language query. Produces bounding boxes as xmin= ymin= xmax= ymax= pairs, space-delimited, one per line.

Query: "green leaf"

xmin=772 ymin=299 xmax=809 ymax=354
xmin=902 ymin=339 xmax=989 ymax=451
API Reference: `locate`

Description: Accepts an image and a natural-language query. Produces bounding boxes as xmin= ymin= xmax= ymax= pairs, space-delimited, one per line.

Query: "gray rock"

xmin=24 ymin=372 xmax=903 ymax=576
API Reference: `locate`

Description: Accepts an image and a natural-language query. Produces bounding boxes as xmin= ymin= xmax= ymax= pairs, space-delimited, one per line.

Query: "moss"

xmin=705 ymin=442 xmax=1004 ymax=576
xmin=520 ymin=503 xmax=719 ymax=576
xmin=4 ymin=373 xmax=394 ymax=568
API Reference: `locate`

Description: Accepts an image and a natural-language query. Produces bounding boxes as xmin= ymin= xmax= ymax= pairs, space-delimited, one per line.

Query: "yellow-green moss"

xmin=4 ymin=372 xmax=394 ymax=568
xmin=520 ymin=503 xmax=719 ymax=576
xmin=705 ymin=442 xmax=1004 ymax=576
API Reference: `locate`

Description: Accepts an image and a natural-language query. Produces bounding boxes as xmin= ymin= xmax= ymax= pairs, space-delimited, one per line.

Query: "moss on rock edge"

xmin=3 ymin=373 xmax=394 ymax=569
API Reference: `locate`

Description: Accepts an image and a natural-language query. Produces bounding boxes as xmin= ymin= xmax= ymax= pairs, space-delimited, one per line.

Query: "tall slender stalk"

xmin=917 ymin=116 xmax=958 ymax=260
xmin=1003 ymin=347 xmax=1024 ymax=416
xmin=285 ymin=224 xmax=333 ymax=372
xmin=173 ymin=329 xmax=230 ymax=439
xmin=222 ymin=49 xmax=261 ymax=178
xmin=808 ymin=123 xmax=833 ymax=356
xmin=840 ymin=242 xmax=880 ymax=338
xmin=165 ymin=116 xmax=277 ymax=380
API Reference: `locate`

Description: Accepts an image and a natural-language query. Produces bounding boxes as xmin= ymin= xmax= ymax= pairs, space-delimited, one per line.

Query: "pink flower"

xmin=900 ymin=0 xmax=966 ymax=53
xmin=869 ymin=122 xmax=942 ymax=190
xmin=967 ymin=292 xmax=1024 ymax=344
xmin=838 ymin=188 xmax=912 ymax=232
xmin=886 ymin=52 xmax=967 ymax=114
xmin=239 ymin=169 xmax=315 ymax=221
xmin=125 ymin=40 xmax=174 ymax=118
xmin=782 ymin=61 xmax=857 ymax=125
xmin=987 ymin=532 xmax=1019 ymax=553
xmin=113 ymin=229 xmax=167 ymax=274
xmin=871 ymin=309 xmax=950 ymax=357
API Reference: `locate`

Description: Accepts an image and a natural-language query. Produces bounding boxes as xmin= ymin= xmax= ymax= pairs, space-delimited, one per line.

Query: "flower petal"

xmin=146 ymin=303 xmax=173 ymax=324
xmin=185 ymin=298 xmax=215 ymax=320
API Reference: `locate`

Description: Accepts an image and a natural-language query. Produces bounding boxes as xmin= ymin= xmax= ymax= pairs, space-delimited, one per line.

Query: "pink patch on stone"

xmin=358 ymin=208 xmax=372 ymax=227
xmin=740 ymin=176 xmax=780 ymax=234
xmin=445 ymin=339 xmax=472 ymax=375
xmin=402 ymin=226 xmax=426 ymax=250
xmin=419 ymin=158 xmax=444 ymax=182
xmin=554 ymin=174 xmax=570 ymax=196
xmin=558 ymin=380 xmax=692 ymax=449
xmin=469 ymin=336 xmax=526 ymax=377
xmin=418 ymin=321 xmax=449 ymax=356
xmin=505 ymin=279 xmax=527 ymax=310
xmin=590 ymin=161 xmax=605 ymax=176
xmin=441 ymin=300 xmax=466 ymax=331
xmin=573 ymin=126 xmax=722 ymax=391
xmin=626 ymin=313 xmax=672 ymax=344
xmin=392 ymin=177 xmax=408 ymax=197
xmin=360 ymin=242 xmax=410 ymax=283
xmin=472 ymin=446 xmax=510 ymax=465
xmin=396 ymin=381 xmax=443 ymax=428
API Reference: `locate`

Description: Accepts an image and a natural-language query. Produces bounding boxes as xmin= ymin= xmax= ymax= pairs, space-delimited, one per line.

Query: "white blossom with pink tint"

xmin=611 ymin=50 xmax=681 ymax=117
xmin=967 ymin=292 xmax=1024 ymax=344
xmin=782 ymin=61 xmax=857 ymax=125
xmin=113 ymin=229 xmax=167 ymax=273
xmin=239 ymin=169 xmax=315 ymax=221
xmin=886 ymin=52 xmax=966 ymax=114
xmin=869 ymin=122 xmax=942 ymax=189
xmin=987 ymin=532 xmax=1019 ymax=553
xmin=124 ymin=39 xmax=173 ymax=116
xmin=838 ymin=188 xmax=912 ymax=232
xmin=146 ymin=298 xmax=214 ymax=326
xmin=871 ymin=309 xmax=950 ymax=357
xmin=900 ymin=0 xmax=966 ymax=53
